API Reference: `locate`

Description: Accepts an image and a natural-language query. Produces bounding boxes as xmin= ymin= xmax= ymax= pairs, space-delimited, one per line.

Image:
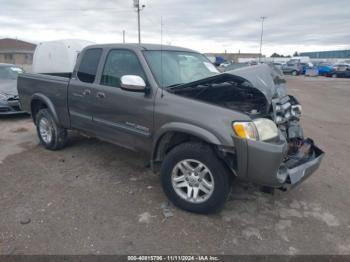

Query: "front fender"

xmin=151 ymin=122 xmax=222 ymax=163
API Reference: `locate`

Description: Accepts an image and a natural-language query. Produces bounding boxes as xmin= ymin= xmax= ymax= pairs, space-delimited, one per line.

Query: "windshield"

xmin=143 ymin=51 xmax=219 ymax=88
xmin=0 ymin=66 xmax=24 ymax=80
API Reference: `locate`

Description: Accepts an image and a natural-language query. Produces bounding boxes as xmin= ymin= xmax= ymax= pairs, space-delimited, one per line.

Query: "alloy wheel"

xmin=171 ymin=159 xmax=214 ymax=203
xmin=39 ymin=118 xmax=53 ymax=144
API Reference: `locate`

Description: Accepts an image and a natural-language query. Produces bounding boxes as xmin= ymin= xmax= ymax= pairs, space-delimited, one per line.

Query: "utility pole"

xmin=123 ymin=30 xmax=125 ymax=43
xmin=133 ymin=0 xmax=146 ymax=44
xmin=14 ymin=37 xmax=18 ymax=64
xmin=259 ymin=16 xmax=267 ymax=62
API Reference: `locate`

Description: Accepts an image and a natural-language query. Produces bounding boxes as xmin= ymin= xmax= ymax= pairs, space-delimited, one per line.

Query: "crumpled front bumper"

xmin=0 ymin=99 xmax=25 ymax=115
xmin=280 ymin=144 xmax=324 ymax=189
xmin=233 ymin=135 xmax=324 ymax=189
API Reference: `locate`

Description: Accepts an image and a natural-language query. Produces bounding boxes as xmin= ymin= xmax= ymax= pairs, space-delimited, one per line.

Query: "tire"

xmin=292 ymin=70 xmax=297 ymax=76
xmin=160 ymin=142 xmax=231 ymax=214
xmin=35 ymin=109 xmax=68 ymax=150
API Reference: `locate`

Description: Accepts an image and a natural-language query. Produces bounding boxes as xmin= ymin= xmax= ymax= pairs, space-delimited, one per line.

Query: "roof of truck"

xmin=85 ymin=43 xmax=198 ymax=53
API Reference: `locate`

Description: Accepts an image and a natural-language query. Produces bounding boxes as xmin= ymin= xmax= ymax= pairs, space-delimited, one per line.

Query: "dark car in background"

xmin=0 ymin=63 xmax=25 ymax=115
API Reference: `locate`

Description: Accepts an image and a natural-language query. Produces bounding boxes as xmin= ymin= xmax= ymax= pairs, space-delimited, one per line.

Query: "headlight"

xmin=233 ymin=118 xmax=279 ymax=141
xmin=232 ymin=122 xmax=258 ymax=140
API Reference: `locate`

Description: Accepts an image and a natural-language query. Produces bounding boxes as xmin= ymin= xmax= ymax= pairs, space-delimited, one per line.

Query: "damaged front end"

xmin=0 ymin=94 xmax=24 ymax=115
xmin=0 ymin=77 xmax=25 ymax=115
xmin=168 ymin=64 xmax=324 ymax=189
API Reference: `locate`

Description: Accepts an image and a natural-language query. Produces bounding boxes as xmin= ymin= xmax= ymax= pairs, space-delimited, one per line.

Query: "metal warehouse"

xmin=300 ymin=50 xmax=350 ymax=59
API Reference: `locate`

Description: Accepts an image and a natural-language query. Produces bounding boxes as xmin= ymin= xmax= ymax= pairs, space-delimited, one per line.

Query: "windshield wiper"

xmin=166 ymin=83 xmax=185 ymax=89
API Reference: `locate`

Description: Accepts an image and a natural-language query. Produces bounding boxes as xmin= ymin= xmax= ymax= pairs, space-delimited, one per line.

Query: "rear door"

xmin=90 ymin=49 xmax=154 ymax=151
xmin=68 ymin=48 xmax=103 ymax=131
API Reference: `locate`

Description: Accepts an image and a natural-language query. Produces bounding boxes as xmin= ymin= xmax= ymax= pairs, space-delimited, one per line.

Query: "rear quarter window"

xmin=77 ymin=48 xmax=102 ymax=83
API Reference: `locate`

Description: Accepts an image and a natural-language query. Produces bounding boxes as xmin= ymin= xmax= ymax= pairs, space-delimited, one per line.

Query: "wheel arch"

xmin=151 ymin=122 xmax=222 ymax=166
xmin=30 ymin=94 xmax=59 ymax=124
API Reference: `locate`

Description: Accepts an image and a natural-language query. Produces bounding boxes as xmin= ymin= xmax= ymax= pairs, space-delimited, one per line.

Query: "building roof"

xmin=300 ymin=50 xmax=350 ymax=59
xmin=0 ymin=38 xmax=36 ymax=51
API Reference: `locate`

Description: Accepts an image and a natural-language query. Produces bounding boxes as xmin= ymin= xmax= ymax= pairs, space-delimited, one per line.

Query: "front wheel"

xmin=160 ymin=142 xmax=231 ymax=213
xmin=36 ymin=109 xmax=68 ymax=150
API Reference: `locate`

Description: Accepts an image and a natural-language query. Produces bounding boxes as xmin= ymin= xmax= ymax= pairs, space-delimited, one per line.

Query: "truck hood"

xmin=0 ymin=79 xmax=18 ymax=97
xmin=169 ymin=64 xmax=288 ymax=117
xmin=225 ymin=64 xmax=288 ymax=102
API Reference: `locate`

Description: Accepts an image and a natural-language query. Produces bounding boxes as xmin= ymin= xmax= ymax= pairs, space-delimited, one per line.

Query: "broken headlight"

xmin=291 ymin=105 xmax=302 ymax=118
xmin=233 ymin=118 xmax=279 ymax=141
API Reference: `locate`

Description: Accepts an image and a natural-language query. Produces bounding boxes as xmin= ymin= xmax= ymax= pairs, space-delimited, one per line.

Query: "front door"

xmin=91 ymin=49 xmax=154 ymax=151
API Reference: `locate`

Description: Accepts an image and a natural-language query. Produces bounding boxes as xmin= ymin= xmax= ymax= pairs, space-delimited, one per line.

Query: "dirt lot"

xmin=0 ymin=76 xmax=349 ymax=255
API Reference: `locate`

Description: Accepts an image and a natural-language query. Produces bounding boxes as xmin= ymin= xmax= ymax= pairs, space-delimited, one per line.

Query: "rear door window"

xmin=77 ymin=48 xmax=102 ymax=83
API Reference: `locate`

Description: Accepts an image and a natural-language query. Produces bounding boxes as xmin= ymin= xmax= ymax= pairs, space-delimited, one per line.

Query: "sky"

xmin=0 ymin=0 xmax=350 ymax=56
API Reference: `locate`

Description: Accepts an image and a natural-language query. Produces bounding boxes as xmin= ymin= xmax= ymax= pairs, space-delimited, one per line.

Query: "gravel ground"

xmin=0 ymin=76 xmax=349 ymax=255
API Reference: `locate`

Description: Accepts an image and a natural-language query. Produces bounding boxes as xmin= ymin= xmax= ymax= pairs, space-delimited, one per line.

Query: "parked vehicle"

xmin=224 ymin=63 xmax=249 ymax=72
xmin=332 ymin=63 xmax=350 ymax=71
xmin=325 ymin=64 xmax=350 ymax=78
xmin=282 ymin=61 xmax=303 ymax=75
xmin=220 ymin=61 xmax=231 ymax=68
xmin=272 ymin=62 xmax=283 ymax=70
xmin=214 ymin=56 xmax=225 ymax=66
xmin=18 ymin=44 xmax=324 ymax=213
xmin=316 ymin=62 xmax=333 ymax=76
xmin=300 ymin=62 xmax=313 ymax=74
xmin=0 ymin=63 xmax=26 ymax=115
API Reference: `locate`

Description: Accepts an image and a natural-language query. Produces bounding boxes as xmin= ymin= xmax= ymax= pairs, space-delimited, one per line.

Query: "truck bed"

xmin=17 ymin=73 xmax=71 ymax=127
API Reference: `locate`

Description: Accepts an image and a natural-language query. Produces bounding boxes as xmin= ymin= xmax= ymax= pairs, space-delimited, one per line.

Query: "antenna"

xmin=160 ymin=16 xmax=164 ymax=98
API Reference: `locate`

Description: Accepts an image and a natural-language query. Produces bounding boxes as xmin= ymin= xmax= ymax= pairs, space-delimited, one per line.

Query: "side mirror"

xmin=120 ymin=75 xmax=146 ymax=92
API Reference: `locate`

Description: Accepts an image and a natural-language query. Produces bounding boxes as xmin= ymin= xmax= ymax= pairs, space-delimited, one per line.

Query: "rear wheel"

xmin=35 ymin=109 xmax=68 ymax=150
xmin=160 ymin=142 xmax=231 ymax=213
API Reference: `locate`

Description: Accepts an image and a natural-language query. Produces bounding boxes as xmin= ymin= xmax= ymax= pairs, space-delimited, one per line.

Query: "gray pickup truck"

xmin=17 ymin=44 xmax=324 ymax=213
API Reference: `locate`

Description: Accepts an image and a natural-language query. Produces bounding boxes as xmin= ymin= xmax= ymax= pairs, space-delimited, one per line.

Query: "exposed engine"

xmin=168 ymin=73 xmax=268 ymax=118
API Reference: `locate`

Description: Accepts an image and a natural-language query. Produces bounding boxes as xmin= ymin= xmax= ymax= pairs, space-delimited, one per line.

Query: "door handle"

xmin=82 ymin=89 xmax=91 ymax=96
xmin=96 ymin=92 xmax=106 ymax=99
